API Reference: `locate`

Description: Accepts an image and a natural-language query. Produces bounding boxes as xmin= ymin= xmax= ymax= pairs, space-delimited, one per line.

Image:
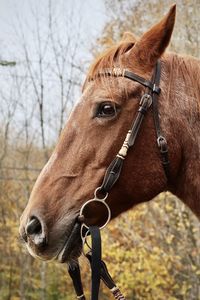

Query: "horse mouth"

xmin=57 ymin=222 xmax=82 ymax=263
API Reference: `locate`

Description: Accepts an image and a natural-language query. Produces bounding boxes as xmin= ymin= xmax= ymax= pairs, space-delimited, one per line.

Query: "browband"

xmin=88 ymin=67 xmax=161 ymax=94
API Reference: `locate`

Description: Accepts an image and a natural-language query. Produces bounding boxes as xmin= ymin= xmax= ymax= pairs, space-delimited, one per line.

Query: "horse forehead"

xmin=82 ymin=77 xmax=136 ymax=101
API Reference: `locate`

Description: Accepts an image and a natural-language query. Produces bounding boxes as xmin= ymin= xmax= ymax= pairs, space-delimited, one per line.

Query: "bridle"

xmin=68 ymin=61 xmax=170 ymax=299
xmin=68 ymin=60 xmax=170 ymax=300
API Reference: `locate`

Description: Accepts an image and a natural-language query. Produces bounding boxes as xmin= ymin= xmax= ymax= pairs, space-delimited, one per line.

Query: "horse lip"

xmin=57 ymin=222 xmax=82 ymax=263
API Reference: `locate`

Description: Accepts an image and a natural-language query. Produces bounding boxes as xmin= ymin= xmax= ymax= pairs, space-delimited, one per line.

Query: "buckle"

xmin=157 ymin=136 xmax=168 ymax=152
xmin=139 ymin=94 xmax=152 ymax=108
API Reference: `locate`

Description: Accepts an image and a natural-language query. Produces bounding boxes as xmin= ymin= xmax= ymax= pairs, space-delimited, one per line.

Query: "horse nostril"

xmin=25 ymin=216 xmax=47 ymax=247
xmin=26 ymin=217 xmax=42 ymax=235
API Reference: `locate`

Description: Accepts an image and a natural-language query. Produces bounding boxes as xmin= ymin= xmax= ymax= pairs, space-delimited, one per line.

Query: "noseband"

xmin=68 ymin=61 xmax=170 ymax=300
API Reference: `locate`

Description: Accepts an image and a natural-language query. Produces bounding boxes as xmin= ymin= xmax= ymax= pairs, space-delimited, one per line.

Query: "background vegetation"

xmin=0 ymin=0 xmax=200 ymax=299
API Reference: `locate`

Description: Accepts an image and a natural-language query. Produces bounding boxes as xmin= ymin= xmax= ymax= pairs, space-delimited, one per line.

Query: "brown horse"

xmin=19 ymin=4 xmax=200 ymax=264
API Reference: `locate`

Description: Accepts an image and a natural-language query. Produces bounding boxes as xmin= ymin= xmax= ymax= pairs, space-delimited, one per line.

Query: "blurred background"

xmin=0 ymin=0 xmax=199 ymax=299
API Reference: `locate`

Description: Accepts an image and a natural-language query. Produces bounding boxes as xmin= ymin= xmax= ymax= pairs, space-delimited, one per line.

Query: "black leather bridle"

xmin=68 ymin=61 xmax=170 ymax=300
xmin=97 ymin=61 xmax=170 ymax=195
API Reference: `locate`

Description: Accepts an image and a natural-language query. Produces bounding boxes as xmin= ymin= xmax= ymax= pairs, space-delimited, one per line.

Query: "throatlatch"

xmin=68 ymin=60 xmax=170 ymax=300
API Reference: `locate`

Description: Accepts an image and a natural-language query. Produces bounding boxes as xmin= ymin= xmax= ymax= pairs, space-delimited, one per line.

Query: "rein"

xmin=68 ymin=61 xmax=170 ymax=299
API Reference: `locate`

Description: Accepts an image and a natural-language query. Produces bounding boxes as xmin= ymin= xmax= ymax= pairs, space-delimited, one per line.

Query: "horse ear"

xmin=133 ymin=4 xmax=176 ymax=67
xmin=121 ymin=31 xmax=138 ymax=43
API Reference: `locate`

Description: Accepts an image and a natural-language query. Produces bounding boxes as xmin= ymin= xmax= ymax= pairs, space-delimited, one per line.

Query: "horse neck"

xmin=162 ymin=53 xmax=200 ymax=217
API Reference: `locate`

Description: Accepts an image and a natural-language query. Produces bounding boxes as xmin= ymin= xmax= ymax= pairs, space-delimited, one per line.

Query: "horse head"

xmin=20 ymin=5 xmax=190 ymax=263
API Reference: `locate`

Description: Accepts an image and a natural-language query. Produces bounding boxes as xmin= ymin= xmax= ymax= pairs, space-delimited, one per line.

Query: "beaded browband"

xmin=88 ymin=67 xmax=161 ymax=94
xmin=88 ymin=68 xmax=125 ymax=81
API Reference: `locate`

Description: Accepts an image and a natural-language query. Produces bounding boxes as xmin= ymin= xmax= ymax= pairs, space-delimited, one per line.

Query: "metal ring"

xmin=79 ymin=198 xmax=111 ymax=230
xmin=157 ymin=136 xmax=167 ymax=149
xmin=94 ymin=187 xmax=108 ymax=201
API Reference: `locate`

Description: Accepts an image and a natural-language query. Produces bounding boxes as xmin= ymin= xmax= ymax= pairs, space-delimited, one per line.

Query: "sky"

xmin=0 ymin=0 xmax=109 ymax=144
xmin=0 ymin=0 xmax=107 ymax=61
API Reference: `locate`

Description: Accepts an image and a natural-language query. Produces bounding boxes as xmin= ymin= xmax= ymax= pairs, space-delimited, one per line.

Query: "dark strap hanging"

xmin=89 ymin=226 xmax=102 ymax=300
xmin=86 ymin=253 xmax=126 ymax=300
xmin=68 ymin=227 xmax=127 ymax=300
xmin=68 ymin=263 xmax=86 ymax=300
xmin=68 ymin=226 xmax=101 ymax=300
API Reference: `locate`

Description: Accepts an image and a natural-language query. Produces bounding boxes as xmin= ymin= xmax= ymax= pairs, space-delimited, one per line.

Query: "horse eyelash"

xmin=94 ymin=101 xmax=120 ymax=118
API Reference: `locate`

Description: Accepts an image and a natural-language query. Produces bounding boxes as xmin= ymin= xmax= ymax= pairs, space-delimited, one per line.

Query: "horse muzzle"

xmin=19 ymin=213 xmax=82 ymax=262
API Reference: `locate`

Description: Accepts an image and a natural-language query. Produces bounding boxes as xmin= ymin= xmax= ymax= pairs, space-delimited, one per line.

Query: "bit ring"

xmin=79 ymin=199 xmax=111 ymax=230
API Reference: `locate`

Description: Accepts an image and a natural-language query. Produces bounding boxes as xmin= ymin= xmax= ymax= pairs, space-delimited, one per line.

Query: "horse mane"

xmin=83 ymin=34 xmax=200 ymax=109
xmin=83 ymin=40 xmax=136 ymax=89
xmin=90 ymin=42 xmax=135 ymax=74
xmin=168 ymin=53 xmax=200 ymax=108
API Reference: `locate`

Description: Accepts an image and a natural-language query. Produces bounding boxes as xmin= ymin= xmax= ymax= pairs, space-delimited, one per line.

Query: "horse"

xmin=19 ymin=3 xmax=200 ymax=271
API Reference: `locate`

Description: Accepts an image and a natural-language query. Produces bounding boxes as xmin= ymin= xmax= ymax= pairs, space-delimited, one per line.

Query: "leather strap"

xmin=124 ymin=70 xmax=161 ymax=94
xmin=68 ymin=263 xmax=86 ymax=300
xmin=100 ymin=156 xmax=124 ymax=195
xmin=151 ymin=61 xmax=170 ymax=180
xmin=86 ymin=252 xmax=127 ymax=300
xmin=100 ymin=61 xmax=170 ymax=195
xmin=68 ymin=227 xmax=102 ymax=300
xmin=89 ymin=226 xmax=102 ymax=300
xmin=100 ymin=93 xmax=153 ymax=195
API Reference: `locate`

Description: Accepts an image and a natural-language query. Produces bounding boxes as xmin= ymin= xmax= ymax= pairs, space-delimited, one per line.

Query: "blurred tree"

xmin=0 ymin=0 xmax=85 ymax=299
xmin=0 ymin=1 xmax=200 ymax=300
xmin=96 ymin=0 xmax=200 ymax=58
xmin=0 ymin=61 xmax=16 ymax=66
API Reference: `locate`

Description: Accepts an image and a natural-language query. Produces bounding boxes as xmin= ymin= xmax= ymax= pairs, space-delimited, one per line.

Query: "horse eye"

xmin=96 ymin=102 xmax=117 ymax=118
